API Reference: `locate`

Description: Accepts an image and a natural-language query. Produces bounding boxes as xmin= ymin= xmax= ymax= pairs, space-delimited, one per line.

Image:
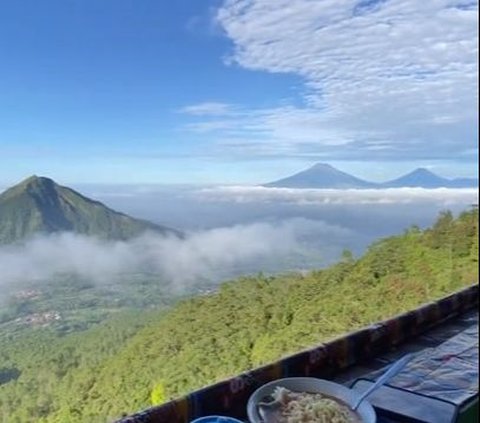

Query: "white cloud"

xmin=180 ymin=102 xmax=235 ymax=116
xmin=183 ymin=0 xmax=478 ymax=162
xmin=198 ymin=185 xmax=479 ymax=206
xmin=0 ymin=219 xmax=347 ymax=293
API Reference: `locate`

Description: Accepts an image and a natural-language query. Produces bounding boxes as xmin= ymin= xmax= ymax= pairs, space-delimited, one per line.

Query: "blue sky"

xmin=0 ymin=0 xmax=478 ymax=185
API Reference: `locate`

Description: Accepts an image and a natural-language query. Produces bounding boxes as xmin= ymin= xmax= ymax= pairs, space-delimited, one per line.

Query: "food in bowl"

xmin=271 ymin=386 xmax=361 ymax=423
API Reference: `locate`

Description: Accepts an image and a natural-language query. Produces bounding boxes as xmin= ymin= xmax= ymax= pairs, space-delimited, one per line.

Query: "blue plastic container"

xmin=190 ymin=416 xmax=244 ymax=423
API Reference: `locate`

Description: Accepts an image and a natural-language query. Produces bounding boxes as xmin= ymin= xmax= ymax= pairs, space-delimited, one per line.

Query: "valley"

xmin=0 ymin=274 xmax=189 ymax=336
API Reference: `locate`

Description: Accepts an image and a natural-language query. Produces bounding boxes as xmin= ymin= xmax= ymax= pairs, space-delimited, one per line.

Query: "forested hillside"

xmin=0 ymin=208 xmax=478 ymax=423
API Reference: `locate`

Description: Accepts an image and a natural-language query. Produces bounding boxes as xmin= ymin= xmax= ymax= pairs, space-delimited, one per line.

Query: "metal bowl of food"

xmin=247 ymin=377 xmax=376 ymax=423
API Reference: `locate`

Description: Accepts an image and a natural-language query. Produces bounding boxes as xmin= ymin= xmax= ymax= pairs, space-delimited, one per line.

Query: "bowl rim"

xmin=246 ymin=377 xmax=376 ymax=423
xmin=190 ymin=416 xmax=244 ymax=423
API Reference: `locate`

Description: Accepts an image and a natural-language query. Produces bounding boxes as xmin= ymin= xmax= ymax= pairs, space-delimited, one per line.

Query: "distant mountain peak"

xmin=19 ymin=174 xmax=49 ymax=185
xmin=382 ymin=167 xmax=478 ymax=188
xmin=408 ymin=168 xmax=436 ymax=175
xmin=264 ymin=163 xmax=375 ymax=189
xmin=11 ymin=175 xmax=54 ymax=190
xmin=264 ymin=164 xmax=478 ymax=189
xmin=383 ymin=167 xmax=449 ymax=188
xmin=2 ymin=175 xmax=59 ymax=202
xmin=0 ymin=176 xmax=180 ymax=244
xmin=310 ymin=162 xmax=335 ymax=170
xmin=23 ymin=174 xmax=39 ymax=182
xmin=23 ymin=175 xmax=55 ymax=188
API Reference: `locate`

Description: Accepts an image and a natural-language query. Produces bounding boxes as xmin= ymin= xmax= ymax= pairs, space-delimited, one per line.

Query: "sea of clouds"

xmin=1 ymin=185 xmax=477 ymax=299
xmin=197 ymin=186 xmax=478 ymax=206
xmin=0 ymin=218 xmax=351 ymax=294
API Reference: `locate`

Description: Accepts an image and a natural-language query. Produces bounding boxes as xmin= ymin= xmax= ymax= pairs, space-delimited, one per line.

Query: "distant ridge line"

xmin=264 ymin=163 xmax=478 ymax=189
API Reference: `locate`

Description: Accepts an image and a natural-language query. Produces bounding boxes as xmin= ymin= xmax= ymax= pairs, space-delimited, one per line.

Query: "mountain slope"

xmin=448 ymin=177 xmax=479 ymax=188
xmin=264 ymin=163 xmax=376 ymax=188
xmin=0 ymin=208 xmax=477 ymax=421
xmin=382 ymin=168 xmax=478 ymax=188
xmin=0 ymin=175 xmax=179 ymax=243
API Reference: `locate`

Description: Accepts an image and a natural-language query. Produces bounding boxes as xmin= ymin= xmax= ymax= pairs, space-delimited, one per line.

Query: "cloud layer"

xmin=198 ymin=186 xmax=479 ymax=206
xmin=182 ymin=0 xmax=478 ymax=163
xmin=0 ymin=219 xmax=348 ymax=294
xmin=2 ymin=186 xmax=475 ymax=301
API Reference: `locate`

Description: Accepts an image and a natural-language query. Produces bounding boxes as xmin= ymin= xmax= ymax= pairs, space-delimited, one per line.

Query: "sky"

xmin=0 ymin=0 xmax=478 ymax=185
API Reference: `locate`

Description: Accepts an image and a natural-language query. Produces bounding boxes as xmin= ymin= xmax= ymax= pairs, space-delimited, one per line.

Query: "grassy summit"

xmin=0 ymin=175 xmax=179 ymax=244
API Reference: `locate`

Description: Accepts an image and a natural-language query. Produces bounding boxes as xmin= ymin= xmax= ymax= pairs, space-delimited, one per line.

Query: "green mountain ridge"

xmin=0 ymin=208 xmax=477 ymax=422
xmin=0 ymin=175 xmax=179 ymax=244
